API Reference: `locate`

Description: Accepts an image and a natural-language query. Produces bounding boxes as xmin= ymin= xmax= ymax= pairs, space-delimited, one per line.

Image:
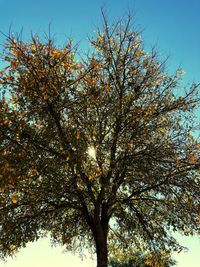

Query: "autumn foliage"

xmin=0 ymin=15 xmax=199 ymax=267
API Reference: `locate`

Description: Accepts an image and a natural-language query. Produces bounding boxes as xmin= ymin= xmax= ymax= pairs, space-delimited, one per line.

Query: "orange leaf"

xmin=76 ymin=132 xmax=80 ymax=139
xmin=188 ymin=155 xmax=197 ymax=163
xmin=51 ymin=49 xmax=59 ymax=56
xmin=11 ymin=195 xmax=17 ymax=204
xmin=105 ymin=84 xmax=110 ymax=92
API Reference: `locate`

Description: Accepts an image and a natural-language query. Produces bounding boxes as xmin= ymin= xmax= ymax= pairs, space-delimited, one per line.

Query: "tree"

xmin=109 ymin=251 xmax=176 ymax=267
xmin=0 ymin=14 xmax=199 ymax=267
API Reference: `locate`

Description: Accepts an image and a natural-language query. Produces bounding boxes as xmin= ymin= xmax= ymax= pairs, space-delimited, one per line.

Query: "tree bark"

xmin=93 ymin=205 xmax=109 ymax=267
xmin=80 ymin=194 xmax=109 ymax=267
xmin=95 ymin=227 xmax=108 ymax=267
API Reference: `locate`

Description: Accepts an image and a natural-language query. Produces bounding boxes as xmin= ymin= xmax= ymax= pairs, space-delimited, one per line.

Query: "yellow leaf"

xmin=76 ymin=131 xmax=80 ymax=139
xmin=88 ymin=174 xmax=93 ymax=181
xmin=29 ymin=168 xmax=39 ymax=176
xmin=11 ymin=194 xmax=17 ymax=204
xmin=43 ymin=94 xmax=49 ymax=100
xmin=105 ymin=84 xmax=110 ymax=92
xmin=2 ymin=118 xmax=9 ymax=125
xmin=51 ymin=49 xmax=59 ymax=56
xmin=87 ymin=77 xmax=97 ymax=86
xmin=159 ymin=128 xmax=167 ymax=135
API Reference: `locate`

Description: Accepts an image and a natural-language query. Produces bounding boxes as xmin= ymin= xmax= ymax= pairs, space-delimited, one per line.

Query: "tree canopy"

xmin=0 ymin=14 xmax=199 ymax=267
xmin=109 ymin=251 xmax=176 ymax=267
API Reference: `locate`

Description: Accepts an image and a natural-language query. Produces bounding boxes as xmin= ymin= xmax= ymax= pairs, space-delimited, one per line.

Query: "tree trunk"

xmin=95 ymin=228 xmax=108 ymax=267
xmin=93 ymin=207 xmax=109 ymax=267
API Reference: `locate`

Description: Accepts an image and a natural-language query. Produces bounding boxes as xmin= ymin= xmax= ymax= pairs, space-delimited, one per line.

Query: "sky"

xmin=0 ymin=0 xmax=199 ymax=266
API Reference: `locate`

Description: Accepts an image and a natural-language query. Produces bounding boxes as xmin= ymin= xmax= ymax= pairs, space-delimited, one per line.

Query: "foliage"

xmin=109 ymin=251 xmax=176 ymax=267
xmin=0 ymin=14 xmax=199 ymax=267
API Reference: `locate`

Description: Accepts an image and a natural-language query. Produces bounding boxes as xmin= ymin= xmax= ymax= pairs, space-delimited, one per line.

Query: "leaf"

xmin=188 ymin=134 xmax=194 ymax=141
xmin=105 ymin=84 xmax=110 ymax=92
xmin=11 ymin=194 xmax=17 ymax=204
xmin=1 ymin=118 xmax=10 ymax=125
xmin=188 ymin=155 xmax=197 ymax=163
xmin=133 ymin=107 xmax=142 ymax=114
xmin=88 ymin=174 xmax=93 ymax=181
xmin=51 ymin=49 xmax=59 ymax=56
xmin=2 ymin=163 xmax=10 ymax=173
xmin=43 ymin=94 xmax=49 ymax=100
xmin=195 ymin=143 xmax=200 ymax=149
xmin=76 ymin=131 xmax=80 ymax=139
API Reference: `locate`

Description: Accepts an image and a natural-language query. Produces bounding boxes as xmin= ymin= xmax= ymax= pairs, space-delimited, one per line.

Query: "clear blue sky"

xmin=0 ymin=0 xmax=199 ymax=266
xmin=0 ymin=0 xmax=199 ymax=82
